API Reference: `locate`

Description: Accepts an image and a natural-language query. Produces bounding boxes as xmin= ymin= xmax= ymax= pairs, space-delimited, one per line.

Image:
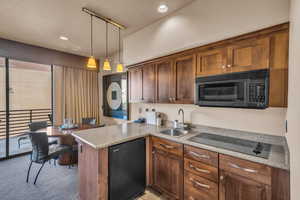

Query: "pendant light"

xmin=116 ymin=27 xmax=124 ymax=72
xmin=87 ymin=15 xmax=97 ymax=69
xmin=103 ymin=22 xmax=111 ymax=71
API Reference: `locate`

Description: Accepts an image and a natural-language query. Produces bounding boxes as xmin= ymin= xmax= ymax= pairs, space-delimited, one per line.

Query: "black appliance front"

xmin=195 ymin=69 xmax=269 ymax=109
xmin=109 ymin=138 xmax=146 ymax=200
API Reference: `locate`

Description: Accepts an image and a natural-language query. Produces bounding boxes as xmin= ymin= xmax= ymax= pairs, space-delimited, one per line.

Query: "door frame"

xmin=0 ymin=57 xmax=54 ymax=160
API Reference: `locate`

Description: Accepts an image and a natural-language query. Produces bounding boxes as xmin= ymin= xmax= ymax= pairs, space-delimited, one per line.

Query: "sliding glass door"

xmin=0 ymin=57 xmax=6 ymax=158
xmin=0 ymin=58 xmax=53 ymax=158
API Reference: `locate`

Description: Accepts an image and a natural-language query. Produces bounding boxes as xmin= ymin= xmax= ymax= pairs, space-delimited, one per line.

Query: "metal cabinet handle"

xmin=189 ymin=196 xmax=195 ymax=200
xmin=188 ymin=151 xmax=210 ymax=159
xmin=222 ymin=65 xmax=226 ymax=69
xmin=160 ymin=143 xmax=175 ymax=149
xmin=227 ymin=64 xmax=232 ymax=68
xmin=189 ymin=164 xmax=211 ymax=174
xmin=189 ymin=178 xmax=210 ymax=189
xmin=228 ymin=162 xmax=258 ymax=173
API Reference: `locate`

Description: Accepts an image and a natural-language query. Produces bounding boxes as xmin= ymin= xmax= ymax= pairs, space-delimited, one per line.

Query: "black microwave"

xmin=195 ymin=69 xmax=269 ymax=109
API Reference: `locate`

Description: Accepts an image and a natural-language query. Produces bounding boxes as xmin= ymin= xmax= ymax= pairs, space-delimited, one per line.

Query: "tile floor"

xmin=137 ymin=189 xmax=164 ymax=200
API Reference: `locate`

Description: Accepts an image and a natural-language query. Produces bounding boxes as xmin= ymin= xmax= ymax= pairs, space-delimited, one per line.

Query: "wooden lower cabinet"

xmin=184 ymin=171 xmax=218 ymax=200
xmin=148 ymin=138 xmax=290 ymax=200
xmin=152 ymin=148 xmax=183 ymax=199
xmin=219 ymin=170 xmax=271 ymax=200
xmin=78 ymin=142 xmax=108 ymax=200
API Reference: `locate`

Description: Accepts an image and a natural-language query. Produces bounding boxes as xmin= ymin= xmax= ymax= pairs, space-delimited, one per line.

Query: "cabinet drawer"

xmin=184 ymin=158 xmax=218 ymax=183
xmin=219 ymin=154 xmax=271 ymax=185
xmin=152 ymin=137 xmax=183 ymax=157
xmin=184 ymin=145 xmax=218 ymax=167
xmin=184 ymin=171 xmax=218 ymax=200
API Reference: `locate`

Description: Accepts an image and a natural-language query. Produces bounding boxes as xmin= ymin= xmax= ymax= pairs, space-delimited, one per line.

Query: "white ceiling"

xmin=0 ymin=0 xmax=194 ymax=58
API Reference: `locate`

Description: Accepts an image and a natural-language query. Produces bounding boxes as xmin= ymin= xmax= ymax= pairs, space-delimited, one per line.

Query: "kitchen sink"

xmin=188 ymin=132 xmax=272 ymax=159
xmin=160 ymin=128 xmax=188 ymax=137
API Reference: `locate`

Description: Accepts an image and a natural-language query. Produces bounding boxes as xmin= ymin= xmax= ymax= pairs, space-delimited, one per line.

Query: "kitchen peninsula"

xmin=72 ymin=122 xmax=290 ymax=200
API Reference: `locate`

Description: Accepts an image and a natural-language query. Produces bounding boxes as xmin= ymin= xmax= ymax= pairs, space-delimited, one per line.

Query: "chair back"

xmin=82 ymin=118 xmax=96 ymax=125
xmin=48 ymin=114 xmax=53 ymax=123
xmin=29 ymin=121 xmax=48 ymax=131
xmin=28 ymin=132 xmax=49 ymax=163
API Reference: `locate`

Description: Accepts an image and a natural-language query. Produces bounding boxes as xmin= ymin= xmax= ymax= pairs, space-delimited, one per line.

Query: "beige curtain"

xmin=55 ymin=66 xmax=100 ymax=124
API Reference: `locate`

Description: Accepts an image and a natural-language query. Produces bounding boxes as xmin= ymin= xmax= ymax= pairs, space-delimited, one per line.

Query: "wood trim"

xmin=78 ymin=142 xmax=108 ymax=200
xmin=146 ymin=136 xmax=153 ymax=186
xmin=271 ymin=168 xmax=290 ymax=200
xmin=126 ymin=23 xmax=289 ymax=69
xmin=99 ymin=148 xmax=108 ymax=200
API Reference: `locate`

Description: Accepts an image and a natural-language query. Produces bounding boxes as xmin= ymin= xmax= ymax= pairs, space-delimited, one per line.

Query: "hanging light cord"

xmin=90 ymin=15 xmax=93 ymax=57
xmin=119 ymin=27 xmax=121 ymax=63
xmin=106 ymin=22 xmax=108 ymax=58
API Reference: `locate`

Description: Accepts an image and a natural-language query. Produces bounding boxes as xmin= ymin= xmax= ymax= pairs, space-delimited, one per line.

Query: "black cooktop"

xmin=188 ymin=132 xmax=272 ymax=159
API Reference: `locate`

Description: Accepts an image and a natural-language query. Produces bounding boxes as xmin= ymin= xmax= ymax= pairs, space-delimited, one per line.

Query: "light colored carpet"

xmin=0 ymin=155 xmax=78 ymax=200
xmin=0 ymin=155 xmax=162 ymax=200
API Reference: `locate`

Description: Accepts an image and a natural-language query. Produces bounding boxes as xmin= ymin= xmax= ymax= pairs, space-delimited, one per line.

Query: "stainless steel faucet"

xmin=178 ymin=108 xmax=184 ymax=125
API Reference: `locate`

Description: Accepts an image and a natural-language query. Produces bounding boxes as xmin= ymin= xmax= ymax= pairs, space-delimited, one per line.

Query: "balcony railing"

xmin=0 ymin=108 xmax=52 ymax=138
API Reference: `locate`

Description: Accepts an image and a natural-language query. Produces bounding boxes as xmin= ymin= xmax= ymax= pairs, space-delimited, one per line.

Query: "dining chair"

xmin=18 ymin=121 xmax=57 ymax=148
xmin=82 ymin=117 xmax=97 ymax=125
xmin=26 ymin=132 xmax=72 ymax=184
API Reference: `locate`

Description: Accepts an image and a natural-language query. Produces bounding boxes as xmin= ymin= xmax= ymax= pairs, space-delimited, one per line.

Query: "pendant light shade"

xmin=116 ymin=27 xmax=123 ymax=72
xmin=103 ymin=58 xmax=111 ymax=71
xmin=87 ymin=56 xmax=97 ymax=69
xmin=87 ymin=15 xmax=97 ymax=69
xmin=116 ymin=63 xmax=124 ymax=72
xmin=102 ymin=22 xmax=111 ymax=71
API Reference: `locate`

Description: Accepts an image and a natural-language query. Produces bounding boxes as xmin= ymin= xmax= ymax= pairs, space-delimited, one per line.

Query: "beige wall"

xmin=286 ymin=0 xmax=300 ymax=199
xmin=130 ymin=103 xmax=286 ymax=136
xmin=123 ymin=0 xmax=289 ymax=66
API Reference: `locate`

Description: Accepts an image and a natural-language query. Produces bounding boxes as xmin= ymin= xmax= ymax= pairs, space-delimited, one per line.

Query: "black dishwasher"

xmin=109 ymin=138 xmax=146 ymax=200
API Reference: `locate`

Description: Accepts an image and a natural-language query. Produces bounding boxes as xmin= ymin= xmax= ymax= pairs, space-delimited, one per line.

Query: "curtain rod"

xmin=82 ymin=7 xmax=126 ymax=30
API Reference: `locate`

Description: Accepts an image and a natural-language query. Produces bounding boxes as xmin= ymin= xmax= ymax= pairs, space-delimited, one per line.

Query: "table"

xmin=43 ymin=124 xmax=104 ymax=165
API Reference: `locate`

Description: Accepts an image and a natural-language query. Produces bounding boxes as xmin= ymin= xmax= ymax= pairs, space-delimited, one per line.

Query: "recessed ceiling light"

xmin=59 ymin=36 xmax=69 ymax=41
xmin=158 ymin=4 xmax=168 ymax=13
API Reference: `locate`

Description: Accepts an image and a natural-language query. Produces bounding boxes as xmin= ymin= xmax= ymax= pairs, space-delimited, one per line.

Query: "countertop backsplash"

xmin=129 ymin=103 xmax=287 ymax=137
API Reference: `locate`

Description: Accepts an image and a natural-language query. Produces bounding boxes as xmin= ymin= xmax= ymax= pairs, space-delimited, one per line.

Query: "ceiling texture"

xmin=0 ymin=0 xmax=194 ymax=58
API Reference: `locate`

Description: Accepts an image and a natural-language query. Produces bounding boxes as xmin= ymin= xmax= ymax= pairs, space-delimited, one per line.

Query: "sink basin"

xmin=160 ymin=129 xmax=188 ymax=137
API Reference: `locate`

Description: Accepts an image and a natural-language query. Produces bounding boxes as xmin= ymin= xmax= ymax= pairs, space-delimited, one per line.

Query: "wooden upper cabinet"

xmin=128 ymin=67 xmax=142 ymax=103
xmin=227 ymin=37 xmax=270 ymax=73
xmin=142 ymin=63 xmax=156 ymax=103
xmin=269 ymin=31 xmax=289 ymax=107
xmin=174 ymin=54 xmax=196 ymax=104
xmin=219 ymin=170 xmax=271 ymax=200
xmin=156 ymin=60 xmax=173 ymax=103
xmin=197 ymin=48 xmax=228 ymax=76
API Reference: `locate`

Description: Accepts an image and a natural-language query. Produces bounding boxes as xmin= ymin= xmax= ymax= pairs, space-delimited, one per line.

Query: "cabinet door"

xmin=269 ymin=31 xmax=289 ymax=107
xmin=219 ymin=170 xmax=271 ymax=200
xmin=197 ymin=48 xmax=228 ymax=76
xmin=142 ymin=63 xmax=156 ymax=103
xmin=227 ymin=37 xmax=270 ymax=73
xmin=156 ymin=60 xmax=173 ymax=103
xmin=174 ymin=54 xmax=196 ymax=104
xmin=153 ymin=149 xmax=183 ymax=199
xmin=128 ymin=67 xmax=142 ymax=103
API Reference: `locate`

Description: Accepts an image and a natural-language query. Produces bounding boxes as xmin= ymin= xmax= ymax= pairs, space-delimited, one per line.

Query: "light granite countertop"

xmin=72 ymin=122 xmax=290 ymax=170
